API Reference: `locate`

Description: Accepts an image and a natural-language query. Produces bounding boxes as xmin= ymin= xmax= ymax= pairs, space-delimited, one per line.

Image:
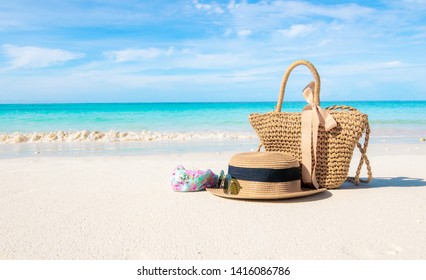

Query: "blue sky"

xmin=0 ymin=0 xmax=425 ymax=103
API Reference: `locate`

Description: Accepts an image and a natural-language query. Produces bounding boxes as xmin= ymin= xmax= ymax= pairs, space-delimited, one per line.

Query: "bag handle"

xmin=327 ymin=105 xmax=373 ymax=185
xmin=347 ymin=120 xmax=373 ymax=185
xmin=276 ymin=59 xmax=321 ymax=112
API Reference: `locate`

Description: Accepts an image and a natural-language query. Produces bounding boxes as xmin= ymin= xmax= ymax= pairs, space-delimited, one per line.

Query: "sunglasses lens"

xmin=215 ymin=172 xmax=240 ymax=195
xmin=216 ymin=171 xmax=224 ymax=187
xmin=225 ymin=174 xmax=232 ymax=194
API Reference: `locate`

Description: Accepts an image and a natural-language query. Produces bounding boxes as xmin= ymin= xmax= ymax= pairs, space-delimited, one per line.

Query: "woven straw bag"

xmin=249 ymin=60 xmax=372 ymax=189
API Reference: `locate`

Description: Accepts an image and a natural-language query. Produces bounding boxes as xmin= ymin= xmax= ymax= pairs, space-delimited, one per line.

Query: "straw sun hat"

xmin=206 ymin=152 xmax=326 ymax=200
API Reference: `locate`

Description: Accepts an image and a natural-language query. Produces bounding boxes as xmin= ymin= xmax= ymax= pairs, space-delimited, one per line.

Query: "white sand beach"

xmin=0 ymin=142 xmax=425 ymax=260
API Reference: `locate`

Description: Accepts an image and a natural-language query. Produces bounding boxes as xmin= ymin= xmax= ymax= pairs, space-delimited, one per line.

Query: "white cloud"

xmin=227 ymin=0 xmax=236 ymax=10
xmin=174 ymin=52 xmax=246 ymax=69
xmin=193 ymin=0 xmax=224 ymax=14
xmin=223 ymin=28 xmax=233 ymax=37
xmin=278 ymin=24 xmax=315 ymax=38
xmin=104 ymin=47 xmax=195 ymax=64
xmin=398 ymin=0 xmax=426 ymax=10
xmin=237 ymin=29 xmax=252 ymax=37
xmin=225 ymin=1 xmax=375 ymax=37
xmin=285 ymin=2 xmax=374 ymax=21
xmin=403 ymin=0 xmax=426 ymax=3
xmin=105 ymin=48 xmax=172 ymax=62
xmin=2 ymin=44 xmax=84 ymax=69
xmin=329 ymin=5 xmax=373 ymax=21
xmin=318 ymin=39 xmax=333 ymax=47
xmin=385 ymin=61 xmax=402 ymax=67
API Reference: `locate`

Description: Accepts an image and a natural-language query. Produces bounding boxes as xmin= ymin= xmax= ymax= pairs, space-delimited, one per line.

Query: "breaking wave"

xmin=0 ymin=130 xmax=256 ymax=144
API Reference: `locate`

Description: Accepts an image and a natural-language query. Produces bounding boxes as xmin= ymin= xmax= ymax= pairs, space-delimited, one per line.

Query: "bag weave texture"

xmin=249 ymin=60 xmax=372 ymax=189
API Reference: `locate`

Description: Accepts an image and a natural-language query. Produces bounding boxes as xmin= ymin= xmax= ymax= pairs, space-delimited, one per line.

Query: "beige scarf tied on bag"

xmin=301 ymin=81 xmax=337 ymax=189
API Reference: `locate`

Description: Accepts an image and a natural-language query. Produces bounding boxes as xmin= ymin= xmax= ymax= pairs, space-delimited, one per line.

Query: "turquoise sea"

xmin=0 ymin=101 xmax=425 ymax=156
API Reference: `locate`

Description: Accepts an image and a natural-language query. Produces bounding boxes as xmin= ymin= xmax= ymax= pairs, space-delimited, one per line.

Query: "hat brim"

xmin=205 ymin=186 xmax=327 ymax=200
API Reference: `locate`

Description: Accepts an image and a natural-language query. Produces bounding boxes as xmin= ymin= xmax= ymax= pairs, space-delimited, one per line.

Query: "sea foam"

xmin=0 ymin=130 xmax=256 ymax=144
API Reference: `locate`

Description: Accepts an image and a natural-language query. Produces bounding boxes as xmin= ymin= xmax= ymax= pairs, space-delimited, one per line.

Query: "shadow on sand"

xmin=339 ymin=176 xmax=426 ymax=190
xmin=205 ymin=177 xmax=426 ymax=203
xmin=229 ymin=177 xmax=426 ymax=203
